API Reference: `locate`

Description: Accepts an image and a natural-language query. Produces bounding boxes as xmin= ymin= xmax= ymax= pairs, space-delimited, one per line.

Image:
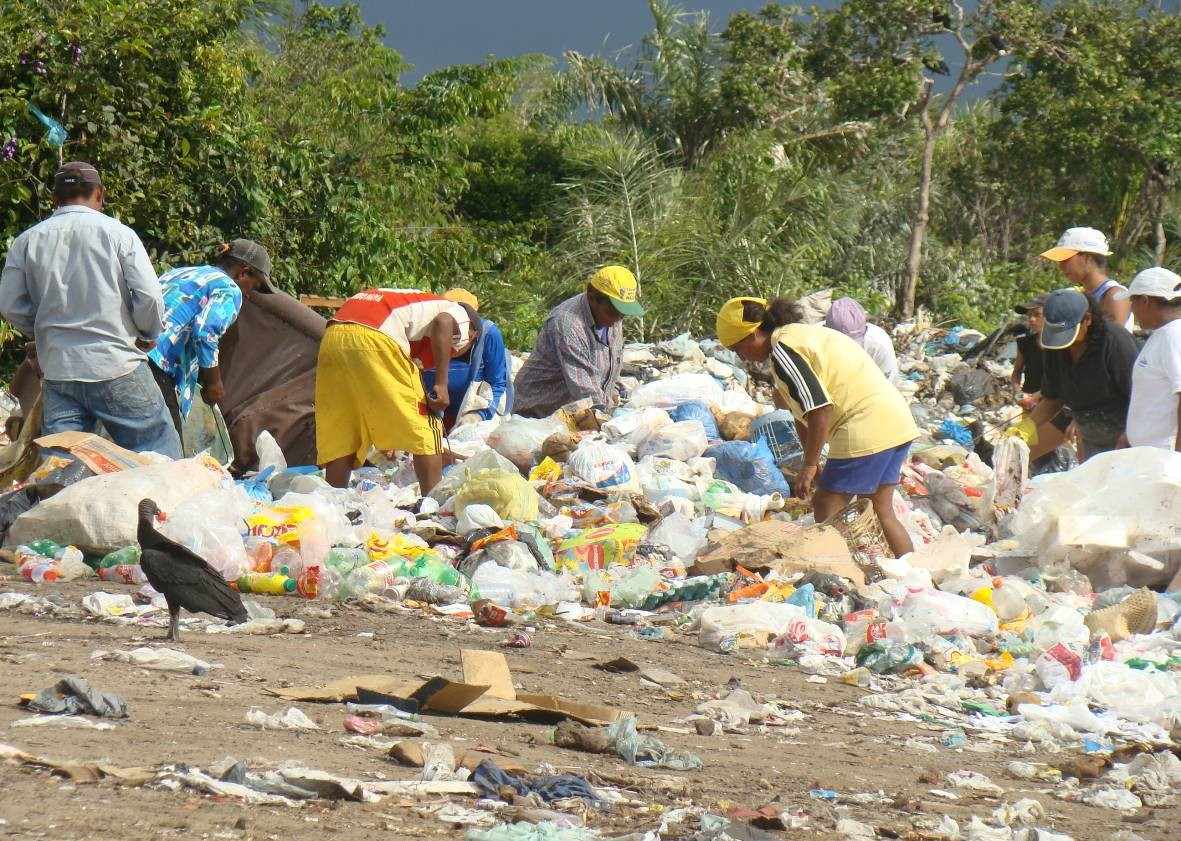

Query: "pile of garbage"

xmin=1 ymin=321 xmax=1179 ymax=836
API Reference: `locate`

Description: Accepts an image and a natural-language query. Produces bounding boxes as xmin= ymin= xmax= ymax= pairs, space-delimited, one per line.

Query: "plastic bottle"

xmin=26 ymin=539 xmax=62 ymax=558
xmin=244 ymin=538 xmax=275 ymax=573
xmin=470 ymin=563 xmax=516 ymax=607
xmin=856 ymin=641 xmax=924 ymax=674
xmin=19 ymin=559 xmax=59 ymax=583
xmin=271 ymin=546 xmax=302 ymax=578
xmin=339 ymin=560 xmax=405 ymax=598
xmin=326 ymin=547 xmax=369 ymax=574
xmin=97 ymin=564 xmax=148 ymax=585
xmin=236 ymin=572 xmax=296 ymax=595
xmin=99 ymin=546 xmax=141 ymax=568
xmin=581 ymin=569 xmax=611 ymax=607
xmin=990 ymin=578 xmax=1028 ymax=622
xmin=296 ymin=565 xmax=320 ymax=599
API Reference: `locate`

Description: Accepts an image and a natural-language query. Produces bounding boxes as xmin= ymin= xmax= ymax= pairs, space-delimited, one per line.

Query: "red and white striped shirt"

xmin=333 ymin=289 xmax=471 ymax=369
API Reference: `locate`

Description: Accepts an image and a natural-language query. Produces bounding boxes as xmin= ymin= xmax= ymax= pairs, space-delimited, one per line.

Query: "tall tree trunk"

xmin=899 ymin=126 xmax=937 ymax=318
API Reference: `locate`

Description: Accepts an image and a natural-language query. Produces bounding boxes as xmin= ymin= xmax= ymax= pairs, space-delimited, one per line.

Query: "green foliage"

xmin=1 ymin=0 xmax=1179 ymax=363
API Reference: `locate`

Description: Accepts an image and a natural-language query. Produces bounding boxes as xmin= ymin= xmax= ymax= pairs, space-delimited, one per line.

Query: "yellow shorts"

xmin=315 ymin=323 xmax=442 ymax=467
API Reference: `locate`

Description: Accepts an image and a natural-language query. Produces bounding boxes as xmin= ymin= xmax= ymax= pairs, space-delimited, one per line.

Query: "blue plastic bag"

xmin=669 ymin=400 xmax=720 ymax=441
xmin=748 ymin=410 xmax=804 ymax=469
xmin=938 ymin=419 xmax=973 ymax=447
xmin=704 ymin=438 xmax=791 ymax=496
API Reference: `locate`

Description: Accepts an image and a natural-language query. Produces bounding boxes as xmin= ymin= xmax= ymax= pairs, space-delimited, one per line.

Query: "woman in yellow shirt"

xmin=717 ymin=297 xmax=919 ymax=557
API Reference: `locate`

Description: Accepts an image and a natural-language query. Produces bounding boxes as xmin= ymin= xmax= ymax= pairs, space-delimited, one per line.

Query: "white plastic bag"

xmin=245 ymin=707 xmax=319 ymax=731
xmin=637 ymin=421 xmax=710 ymax=461
xmin=601 ymin=407 xmax=672 ymax=455
xmin=255 ymin=430 xmax=287 ymax=476
xmin=647 ymin=513 xmax=708 ymax=561
xmin=893 ymin=586 xmax=999 ymax=637
xmin=698 ymin=602 xmax=806 ymax=652
xmin=6 ymin=456 xmax=228 ymax=553
xmin=485 ymin=416 xmax=565 ymax=472
xmin=566 ymin=439 xmax=640 ymax=495
xmin=627 ymin=373 xmax=725 ymax=410
xmin=456 ymin=503 xmax=505 ymax=536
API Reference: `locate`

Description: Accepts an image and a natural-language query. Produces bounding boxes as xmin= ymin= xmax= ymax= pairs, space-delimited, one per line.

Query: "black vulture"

xmin=137 ymin=498 xmax=247 ymax=640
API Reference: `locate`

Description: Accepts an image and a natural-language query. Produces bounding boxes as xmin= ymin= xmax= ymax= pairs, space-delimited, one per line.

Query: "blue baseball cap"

xmin=1039 ymin=289 xmax=1089 ymax=350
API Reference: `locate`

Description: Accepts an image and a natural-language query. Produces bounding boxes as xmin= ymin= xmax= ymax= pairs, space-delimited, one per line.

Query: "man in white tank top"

xmin=1040 ymin=227 xmax=1135 ymax=331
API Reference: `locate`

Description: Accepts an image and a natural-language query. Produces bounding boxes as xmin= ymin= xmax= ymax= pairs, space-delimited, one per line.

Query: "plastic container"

xmin=236 ymin=572 xmax=297 ymax=595
xmin=610 ymin=565 xmax=660 ymax=609
xmin=97 ymin=564 xmax=148 ymax=585
xmin=99 ymin=546 xmax=141 ymax=568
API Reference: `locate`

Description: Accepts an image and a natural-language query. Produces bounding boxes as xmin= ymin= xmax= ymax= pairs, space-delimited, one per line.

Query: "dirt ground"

xmin=0 ymin=573 xmax=1175 ymax=841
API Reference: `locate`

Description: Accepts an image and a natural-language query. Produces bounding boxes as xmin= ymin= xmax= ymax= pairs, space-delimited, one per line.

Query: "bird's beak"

xmin=155 ymin=511 xmax=168 ymax=523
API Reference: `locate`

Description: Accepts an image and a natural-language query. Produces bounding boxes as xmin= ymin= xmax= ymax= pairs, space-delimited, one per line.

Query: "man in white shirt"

xmin=1118 ymin=267 xmax=1181 ymax=451
xmin=824 ymin=297 xmax=900 ymax=382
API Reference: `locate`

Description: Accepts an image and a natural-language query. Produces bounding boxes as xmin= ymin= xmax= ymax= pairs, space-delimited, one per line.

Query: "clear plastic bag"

xmin=486 ymin=416 xmax=566 ymax=472
xmin=601 ymin=407 xmax=672 ymax=456
xmin=627 ymin=373 xmax=724 ymax=410
xmin=636 ymin=421 xmax=709 ymax=461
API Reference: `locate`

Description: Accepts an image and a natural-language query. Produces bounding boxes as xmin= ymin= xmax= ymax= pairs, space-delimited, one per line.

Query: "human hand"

xmin=426 ymin=384 xmax=449 ymax=414
xmin=1115 ymin=433 xmax=1129 ymax=449
xmin=795 ymin=464 xmax=818 ymax=500
xmin=202 ymin=381 xmax=225 ymax=406
xmin=1004 ymin=417 xmax=1039 ymax=446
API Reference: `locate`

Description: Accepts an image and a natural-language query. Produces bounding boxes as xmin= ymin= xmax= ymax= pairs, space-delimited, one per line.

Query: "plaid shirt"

xmin=513 ymin=292 xmax=622 ymax=417
xmin=148 ymin=265 xmax=242 ymax=418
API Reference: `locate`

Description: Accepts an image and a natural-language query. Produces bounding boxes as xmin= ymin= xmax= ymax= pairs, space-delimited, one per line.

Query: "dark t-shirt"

xmin=1041 ymin=323 xmax=1138 ymax=423
xmin=1015 ymin=331 xmax=1044 ymax=394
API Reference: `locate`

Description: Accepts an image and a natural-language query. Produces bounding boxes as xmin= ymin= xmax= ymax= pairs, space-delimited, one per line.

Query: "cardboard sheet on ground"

xmin=264 ymin=653 xmax=629 ymax=726
xmin=400 ymin=649 xmax=630 ymax=726
xmin=693 ymin=520 xmax=864 ymax=585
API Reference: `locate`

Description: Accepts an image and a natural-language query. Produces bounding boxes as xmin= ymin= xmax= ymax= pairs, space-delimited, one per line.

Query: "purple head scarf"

xmin=825 ymin=297 xmax=868 ymax=341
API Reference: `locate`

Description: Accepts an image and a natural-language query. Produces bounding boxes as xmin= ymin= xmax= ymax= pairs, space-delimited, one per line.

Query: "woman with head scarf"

xmin=716 ymin=296 xmax=919 ymax=557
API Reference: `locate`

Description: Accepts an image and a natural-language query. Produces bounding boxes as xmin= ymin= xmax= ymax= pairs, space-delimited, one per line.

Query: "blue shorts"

xmin=819 ymin=441 xmax=912 ymax=496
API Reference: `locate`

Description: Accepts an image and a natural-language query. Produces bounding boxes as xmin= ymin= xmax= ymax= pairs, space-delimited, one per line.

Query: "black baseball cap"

xmin=1039 ymin=289 xmax=1089 ymax=350
xmin=218 ymin=239 xmax=274 ymax=293
xmin=1014 ymin=293 xmax=1048 ymax=315
xmin=54 ymin=161 xmax=101 ymax=190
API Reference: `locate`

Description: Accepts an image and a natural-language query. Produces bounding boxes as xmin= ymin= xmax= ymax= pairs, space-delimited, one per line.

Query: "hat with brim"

xmin=588 ymin=265 xmax=645 ymax=317
xmin=1040 ymin=227 xmax=1112 ymax=262
xmin=1114 ymin=267 xmax=1181 ymax=301
xmin=222 ymin=239 xmax=274 ymax=293
xmin=1014 ymin=293 xmax=1048 ymax=315
xmin=1039 ymin=289 xmax=1089 ymax=350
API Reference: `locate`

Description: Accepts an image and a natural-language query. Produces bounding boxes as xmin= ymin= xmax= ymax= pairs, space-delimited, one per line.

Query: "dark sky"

xmin=346 ymin=1 xmax=839 ymax=83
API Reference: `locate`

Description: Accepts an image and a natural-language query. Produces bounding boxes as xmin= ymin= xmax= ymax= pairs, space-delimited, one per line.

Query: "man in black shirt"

xmin=1011 ymin=294 xmax=1047 ymax=396
xmin=1010 ymin=289 xmax=1137 ymax=460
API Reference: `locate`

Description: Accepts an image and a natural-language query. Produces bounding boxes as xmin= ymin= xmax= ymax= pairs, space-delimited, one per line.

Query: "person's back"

xmin=771 ymin=323 xmax=917 ymax=459
xmin=4 ymin=201 xmax=156 ymax=383
xmin=0 ymin=161 xmax=180 ymax=458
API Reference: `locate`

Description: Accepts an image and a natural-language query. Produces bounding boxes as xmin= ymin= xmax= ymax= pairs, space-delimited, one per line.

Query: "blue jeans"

xmin=42 ymin=362 xmax=183 ymax=459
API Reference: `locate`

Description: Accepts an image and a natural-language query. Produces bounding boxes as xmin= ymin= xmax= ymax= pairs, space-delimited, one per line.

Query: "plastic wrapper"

xmin=627 ymin=373 xmax=724 ymax=410
xmin=453 ymin=468 xmax=540 ymax=523
xmin=668 ymin=401 xmax=720 ymax=441
xmin=698 ymin=602 xmax=807 ymax=652
xmin=636 ymin=421 xmax=709 ymax=462
xmin=646 ymin=512 xmax=708 ymax=562
xmin=485 ymin=416 xmax=565 ymax=472
xmin=565 ymin=440 xmax=640 ymax=495
xmin=704 ymin=439 xmax=791 ymax=496
xmin=553 ymin=523 xmax=648 ymax=572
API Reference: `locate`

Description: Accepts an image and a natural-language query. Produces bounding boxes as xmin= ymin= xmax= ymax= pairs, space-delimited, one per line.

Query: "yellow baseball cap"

xmin=716 ymin=296 xmax=767 ymax=348
xmin=588 ymin=265 xmax=644 ymax=317
xmin=442 ymin=287 xmax=479 ymax=310
xmin=1040 ymin=227 xmax=1112 ymax=262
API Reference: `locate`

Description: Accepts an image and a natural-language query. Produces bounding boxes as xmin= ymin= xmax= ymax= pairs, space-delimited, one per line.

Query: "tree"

xmin=996 ymin=0 xmax=1181 ymax=267
xmin=564 ymin=0 xmax=728 ymax=168
xmin=809 ymin=0 xmax=1036 ymax=317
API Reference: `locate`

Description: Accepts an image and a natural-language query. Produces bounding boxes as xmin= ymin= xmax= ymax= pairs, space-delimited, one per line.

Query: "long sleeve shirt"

xmin=148 ymin=265 xmax=243 ymax=418
xmin=513 ymin=292 xmax=623 ymax=418
xmin=0 ymin=205 xmax=161 ymax=382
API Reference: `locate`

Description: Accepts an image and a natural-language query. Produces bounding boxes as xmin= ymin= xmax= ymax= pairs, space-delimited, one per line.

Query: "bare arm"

xmin=1103 ymin=288 xmax=1132 ymax=327
xmin=426 ymin=312 xmax=457 ymax=412
xmin=1028 ymin=397 xmax=1064 ymax=428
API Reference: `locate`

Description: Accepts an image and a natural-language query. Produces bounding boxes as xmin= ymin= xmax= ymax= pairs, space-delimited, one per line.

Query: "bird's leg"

xmin=166 ymin=605 xmax=180 ymax=642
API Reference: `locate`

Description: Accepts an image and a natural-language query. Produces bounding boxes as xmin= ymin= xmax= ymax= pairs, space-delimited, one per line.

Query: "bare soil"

xmin=0 ymin=573 xmax=1175 ymax=841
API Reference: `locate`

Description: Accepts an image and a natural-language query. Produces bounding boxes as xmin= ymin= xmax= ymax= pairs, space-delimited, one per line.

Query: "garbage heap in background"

xmin=1 ymin=320 xmax=1180 ymax=755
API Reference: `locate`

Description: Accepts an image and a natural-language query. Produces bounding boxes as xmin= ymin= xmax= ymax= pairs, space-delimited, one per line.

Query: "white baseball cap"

xmin=1040 ymin=227 xmax=1113 ymax=262
xmin=1115 ymin=267 xmax=1181 ymax=301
